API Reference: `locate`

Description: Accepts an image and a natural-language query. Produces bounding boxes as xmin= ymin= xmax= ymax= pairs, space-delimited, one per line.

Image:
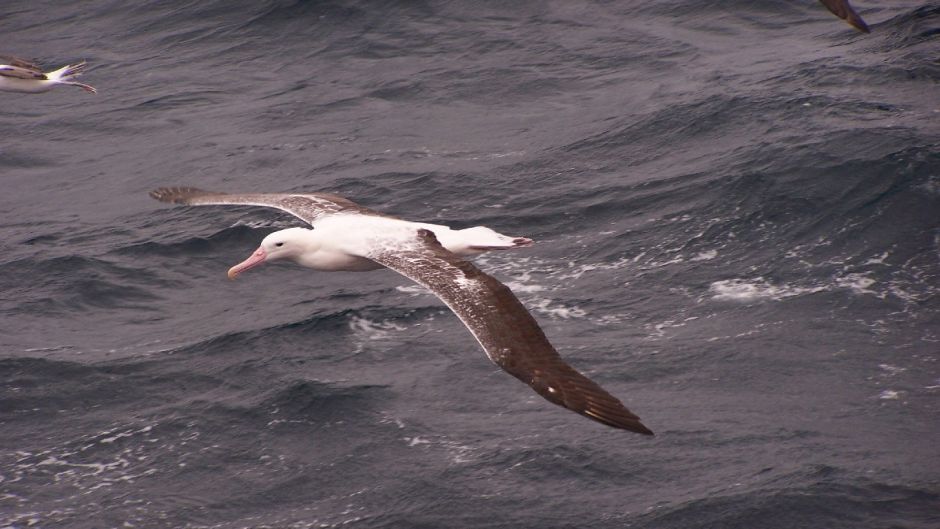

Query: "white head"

xmin=227 ymin=227 xmax=318 ymax=279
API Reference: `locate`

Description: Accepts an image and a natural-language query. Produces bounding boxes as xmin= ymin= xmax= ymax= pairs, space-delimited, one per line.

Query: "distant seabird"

xmin=150 ymin=187 xmax=653 ymax=435
xmin=819 ymin=0 xmax=870 ymax=33
xmin=0 ymin=54 xmax=96 ymax=94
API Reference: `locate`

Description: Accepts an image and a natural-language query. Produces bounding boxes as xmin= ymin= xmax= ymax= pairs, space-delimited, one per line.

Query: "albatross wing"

xmin=368 ymin=228 xmax=653 ymax=434
xmin=150 ymin=187 xmax=390 ymax=224
xmin=819 ymin=0 xmax=870 ymax=33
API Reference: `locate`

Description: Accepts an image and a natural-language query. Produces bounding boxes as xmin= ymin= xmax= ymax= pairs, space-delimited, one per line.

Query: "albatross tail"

xmin=461 ymin=226 xmax=534 ymax=252
xmin=418 ymin=224 xmax=533 ymax=256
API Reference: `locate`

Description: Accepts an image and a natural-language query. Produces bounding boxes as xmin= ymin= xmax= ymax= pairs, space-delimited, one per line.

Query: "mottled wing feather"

xmin=819 ymin=0 xmax=870 ymax=33
xmin=369 ymin=229 xmax=653 ymax=434
xmin=0 ymin=55 xmax=46 ymax=80
xmin=0 ymin=55 xmax=42 ymax=71
xmin=149 ymin=187 xmax=390 ymax=224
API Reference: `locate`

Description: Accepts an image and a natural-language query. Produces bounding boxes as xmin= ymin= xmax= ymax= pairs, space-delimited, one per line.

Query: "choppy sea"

xmin=2 ymin=1 xmax=938 ymax=528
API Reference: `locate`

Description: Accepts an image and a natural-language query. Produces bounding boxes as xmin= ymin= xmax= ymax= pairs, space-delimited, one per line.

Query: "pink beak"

xmin=228 ymin=247 xmax=267 ymax=280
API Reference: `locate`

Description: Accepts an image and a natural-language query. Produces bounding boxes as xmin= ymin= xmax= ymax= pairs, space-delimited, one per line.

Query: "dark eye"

xmin=275 ymin=242 xmax=284 ymax=247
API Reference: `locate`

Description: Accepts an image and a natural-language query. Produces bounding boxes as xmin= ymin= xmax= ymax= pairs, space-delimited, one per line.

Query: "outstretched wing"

xmin=0 ymin=55 xmax=46 ymax=80
xmin=368 ymin=229 xmax=653 ymax=434
xmin=819 ymin=0 xmax=870 ymax=33
xmin=150 ymin=187 xmax=390 ymax=225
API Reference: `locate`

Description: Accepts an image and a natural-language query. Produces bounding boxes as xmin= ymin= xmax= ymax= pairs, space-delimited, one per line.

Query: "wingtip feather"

xmin=819 ymin=0 xmax=870 ymax=33
xmin=583 ymin=408 xmax=654 ymax=435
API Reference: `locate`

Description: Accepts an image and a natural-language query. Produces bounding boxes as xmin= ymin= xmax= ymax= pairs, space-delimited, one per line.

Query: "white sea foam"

xmin=347 ymin=315 xmax=407 ymax=340
xmin=556 ymin=257 xmax=634 ymax=280
xmin=502 ymin=279 xmax=546 ymax=293
xmin=402 ymin=434 xmax=477 ymax=464
xmin=646 ymin=316 xmax=702 ymax=339
xmin=878 ymin=364 xmax=906 ymax=376
xmin=835 ymin=274 xmax=879 ymax=296
xmin=691 ymin=250 xmax=718 ymax=261
xmin=707 ymin=271 xmax=899 ymax=302
xmin=528 ymin=298 xmax=587 ymax=319
xmin=863 ymin=252 xmax=891 ymax=266
xmin=878 ymin=390 xmax=901 ymax=400
xmin=709 ymin=278 xmax=825 ymax=301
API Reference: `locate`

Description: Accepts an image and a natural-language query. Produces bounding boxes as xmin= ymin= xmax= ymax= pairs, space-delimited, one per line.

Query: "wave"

xmin=635 ymin=469 xmax=939 ymax=529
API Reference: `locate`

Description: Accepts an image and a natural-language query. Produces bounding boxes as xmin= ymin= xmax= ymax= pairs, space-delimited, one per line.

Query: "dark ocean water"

xmin=2 ymin=1 xmax=939 ymax=528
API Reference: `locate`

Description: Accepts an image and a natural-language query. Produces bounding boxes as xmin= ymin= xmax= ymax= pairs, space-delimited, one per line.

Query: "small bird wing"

xmin=0 ymin=55 xmax=46 ymax=80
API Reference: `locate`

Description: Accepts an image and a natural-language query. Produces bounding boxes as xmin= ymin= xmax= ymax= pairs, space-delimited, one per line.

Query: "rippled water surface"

xmin=1 ymin=1 xmax=938 ymax=528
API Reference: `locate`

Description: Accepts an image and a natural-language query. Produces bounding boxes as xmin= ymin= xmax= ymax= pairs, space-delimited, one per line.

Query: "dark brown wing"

xmin=0 ymin=54 xmax=46 ymax=80
xmin=149 ymin=187 xmax=390 ymax=224
xmin=369 ymin=229 xmax=653 ymax=434
xmin=819 ymin=0 xmax=870 ymax=33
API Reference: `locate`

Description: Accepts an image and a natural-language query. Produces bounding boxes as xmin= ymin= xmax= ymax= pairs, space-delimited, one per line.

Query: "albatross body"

xmin=227 ymin=215 xmax=534 ymax=276
xmin=0 ymin=54 xmax=96 ymax=94
xmin=151 ymin=187 xmax=653 ymax=435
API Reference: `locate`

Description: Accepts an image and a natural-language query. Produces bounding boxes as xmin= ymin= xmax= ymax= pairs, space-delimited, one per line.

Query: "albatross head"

xmin=227 ymin=227 xmax=317 ymax=279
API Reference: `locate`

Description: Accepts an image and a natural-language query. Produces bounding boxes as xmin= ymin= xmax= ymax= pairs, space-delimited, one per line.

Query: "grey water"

xmin=1 ymin=1 xmax=938 ymax=528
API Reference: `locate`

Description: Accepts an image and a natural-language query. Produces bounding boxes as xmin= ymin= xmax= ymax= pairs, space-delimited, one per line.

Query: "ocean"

xmin=1 ymin=1 xmax=938 ymax=528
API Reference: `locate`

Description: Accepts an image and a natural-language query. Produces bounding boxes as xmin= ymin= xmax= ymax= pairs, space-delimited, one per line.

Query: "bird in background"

xmin=0 ymin=2 xmax=869 ymax=96
xmin=0 ymin=54 xmax=96 ymax=94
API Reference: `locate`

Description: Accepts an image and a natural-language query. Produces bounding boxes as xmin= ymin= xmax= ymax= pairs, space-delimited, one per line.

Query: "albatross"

xmin=150 ymin=187 xmax=653 ymax=435
xmin=0 ymin=54 xmax=96 ymax=94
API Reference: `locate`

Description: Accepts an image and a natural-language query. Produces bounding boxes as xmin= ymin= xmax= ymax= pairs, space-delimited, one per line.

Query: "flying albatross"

xmin=0 ymin=54 xmax=96 ymax=94
xmin=150 ymin=187 xmax=653 ymax=435
xmin=818 ymin=0 xmax=870 ymax=33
